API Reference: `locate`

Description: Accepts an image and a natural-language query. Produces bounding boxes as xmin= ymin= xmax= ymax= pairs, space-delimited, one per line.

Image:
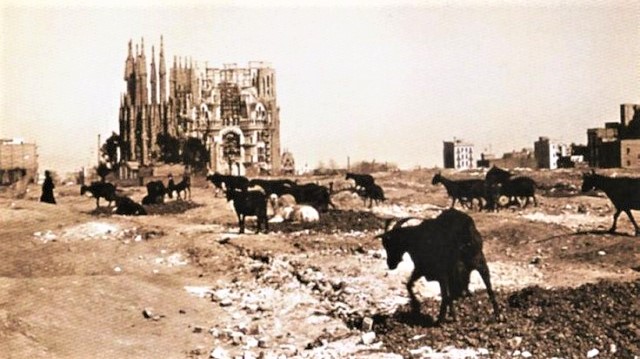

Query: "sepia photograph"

xmin=1 ymin=0 xmax=639 ymax=357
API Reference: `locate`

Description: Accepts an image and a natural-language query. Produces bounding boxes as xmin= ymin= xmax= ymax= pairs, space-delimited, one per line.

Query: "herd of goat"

xmin=77 ymin=166 xmax=640 ymax=323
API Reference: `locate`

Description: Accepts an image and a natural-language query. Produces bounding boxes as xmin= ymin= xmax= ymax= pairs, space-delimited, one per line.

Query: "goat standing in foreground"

xmin=80 ymin=182 xmax=117 ymax=208
xmin=581 ymin=170 xmax=640 ymax=236
xmin=226 ymin=188 xmax=269 ymax=234
xmin=375 ymin=209 xmax=500 ymax=324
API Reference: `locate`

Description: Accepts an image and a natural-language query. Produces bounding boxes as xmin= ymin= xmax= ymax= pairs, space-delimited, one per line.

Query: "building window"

xmin=627 ymin=148 xmax=631 ymax=154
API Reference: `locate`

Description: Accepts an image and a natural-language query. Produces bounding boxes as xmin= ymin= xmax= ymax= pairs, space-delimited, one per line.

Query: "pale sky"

xmin=1 ymin=0 xmax=639 ymax=173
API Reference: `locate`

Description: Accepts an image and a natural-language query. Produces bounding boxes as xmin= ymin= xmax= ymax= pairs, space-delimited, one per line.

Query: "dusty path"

xmin=1 ymin=169 xmax=639 ymax=358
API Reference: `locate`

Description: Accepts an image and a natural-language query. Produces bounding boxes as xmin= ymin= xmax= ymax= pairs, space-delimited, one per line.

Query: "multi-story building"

xmin=443 ymin=139 xmax=474 ymax=169
xmin=118 ymin=37 xmax=281 ymax=176
xmin=0 ymin=138 xmax=38 ymax=185
xmin=534 ymin=137 xmax=569 ymax=169
xmin=586 ymin=104 xmax=640 ymax=169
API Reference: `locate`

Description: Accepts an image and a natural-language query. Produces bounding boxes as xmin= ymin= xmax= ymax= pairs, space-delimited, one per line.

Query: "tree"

xmin=100 ymin=132 xmax=121 ymax=169
xmin=183 ymin=137 xmax=209 ymax=172
xmin=222 ymin=132 xmax=241 ymax=174
xmin=156 ymin=133 xmax=181 ymax=163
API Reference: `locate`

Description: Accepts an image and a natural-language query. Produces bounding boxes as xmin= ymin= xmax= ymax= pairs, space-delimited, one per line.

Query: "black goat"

xmin=485 ymin=166 xmax=512 ymax=185
xmin=114 ymin=195 xmax=147 ymax=216
xmin=432 ymin=173 xmax=485 ymax=210
xmin=375 ymin=209 xmax=500 ymax=324
xmin=80 ymin=182 xmax=117 ymax=208
xmin=167 ymin=175 xmax=191 ymax=200
xmin=499 ymin=176 xmax=538 ymax=208
xmin=280 ymin=183 xmax=336 ymax=213
xmin=582 ymin=170 xmax=640 ymax=236
xmin=346 ymin=172 xmax=375 ymax=191
xmin=142 ymin=180 xmax=167 ymax=205
xmin=248 ymin=178 xmax=296 ymax=196
xmin=226 ymin=188 xmax=269 ymax=234
xmin=359 ymin=184 xmax=386 ymax=208
xmin=207 ymin=172 xmax=249 ymax=196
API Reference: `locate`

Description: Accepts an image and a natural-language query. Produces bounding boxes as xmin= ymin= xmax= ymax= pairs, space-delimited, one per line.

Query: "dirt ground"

xmin=1 ymin=168 xmax=639 ymax=358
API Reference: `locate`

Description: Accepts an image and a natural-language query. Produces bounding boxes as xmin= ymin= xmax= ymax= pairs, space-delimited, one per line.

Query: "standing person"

xmin=40 ymin=170 xmax=56 ymax=204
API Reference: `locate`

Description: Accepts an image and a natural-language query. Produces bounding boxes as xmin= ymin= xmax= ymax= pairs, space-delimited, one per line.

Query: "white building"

xmin=534 ymin=136 xmax=569 ymax=169
xmin=443 ymin=138 xmax=474 ymax=170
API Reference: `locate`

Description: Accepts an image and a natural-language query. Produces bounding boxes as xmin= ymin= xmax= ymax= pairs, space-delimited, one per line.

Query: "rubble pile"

xmin=371 ymin=279 xmax=640 ymax=357
xmin=33 ymin=221 xmax=164 ymax=243
xmin=269 ymin=209 xmax=385 ymax=233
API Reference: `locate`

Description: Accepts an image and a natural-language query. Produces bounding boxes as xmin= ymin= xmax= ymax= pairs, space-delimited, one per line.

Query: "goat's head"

xmin=80 ymin=185 xmax=89 ymax=196
xmin=431 ymin=172 xmax=442 ymax=185
xmin=486 ymin=166 xmax=512 ymax=184
xmin=375 ymin=217 xmax=421 ymax=270
xmin=581 ymin=169 xmax=597 ymax=193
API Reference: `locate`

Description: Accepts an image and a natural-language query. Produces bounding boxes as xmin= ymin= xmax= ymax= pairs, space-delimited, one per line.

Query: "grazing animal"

xmin=432 ymin=173 xmax=485 ymax=210
xmin=280 ymin=183 xmax=335 ymax=213
xmin=226 ymin=188 xmax=269 ymax=234
xmin=483 ymin=167 xmax=537 ymax=209
xmin=346 ymin=172 xmax=375 ymax=191
xmin=485 ymin=166 xmax=512 ymax=184
xmin=484 ymin=166 xmax=512 ymax=210
xmin=581 ymin=170 xmax=640 ymax=236
xmin=500 ymin=176 xmax=538 ymax=208
xmin=359 ymin=184 xmax=386 ymax=208
xmin=207 ymin=172 xmax=249 ymax=196
xmin=248 ymin=178 xmax=297 ymax=196
xmin=80 ymin=182 xmax=117 ymax=208
xmin=375 ymin=209 xmax=500 ymax=324
xmin=142 ymin=180 xmax=167 ymax=205
xmin=114 ymin=195 xmax=147 ymax=216
xmin=278 ymin=204 xmax=320 ymax=223
xmin=167 ymin=174 xmax=191 ymax=200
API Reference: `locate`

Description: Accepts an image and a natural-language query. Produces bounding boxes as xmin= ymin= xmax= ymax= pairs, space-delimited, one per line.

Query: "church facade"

xmin=118 ymin=37 xmax=281 ymax=175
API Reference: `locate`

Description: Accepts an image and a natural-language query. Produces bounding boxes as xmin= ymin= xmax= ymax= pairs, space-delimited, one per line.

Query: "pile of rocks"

xmin=372 ymin=279 xmax=640 ymax=357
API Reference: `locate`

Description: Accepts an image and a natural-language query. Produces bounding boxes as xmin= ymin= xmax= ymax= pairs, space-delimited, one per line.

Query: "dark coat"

xmin=40 ymin=177 xmax=56 ymax=204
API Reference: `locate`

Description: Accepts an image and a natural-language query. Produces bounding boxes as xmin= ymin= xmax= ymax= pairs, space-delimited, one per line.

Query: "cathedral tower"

xmin=159 ymin=35 xmax=167 ymax=104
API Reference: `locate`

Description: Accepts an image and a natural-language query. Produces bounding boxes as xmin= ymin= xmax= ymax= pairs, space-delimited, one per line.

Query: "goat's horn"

xmin=391 ymin=217 xmax=422 ymax=230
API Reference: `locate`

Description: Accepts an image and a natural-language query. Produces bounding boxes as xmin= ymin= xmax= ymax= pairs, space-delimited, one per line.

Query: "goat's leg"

xmin=475 ymin=260 xmax=500 ymax=320
xmin=406 ymin=271 xmax=422 ymax=314
xmin=96 ymin=197 xmax=100 ymax=208
xmin=436 ymin=279 xmax=451 ymax=324
xmin=624 ymin=210 xmax=640 ymax=236
xmin=238 ymin=214 xmax=245 ymax=234
xmin=609 ymin=209 xmax=622 ymax=234
xmin=532 ymin=195 xmax=538 ymax=207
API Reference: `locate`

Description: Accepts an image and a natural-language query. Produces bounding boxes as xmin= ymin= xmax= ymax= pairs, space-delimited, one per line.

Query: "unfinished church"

xmin=118 ymin=37 xmax=283 ymax=176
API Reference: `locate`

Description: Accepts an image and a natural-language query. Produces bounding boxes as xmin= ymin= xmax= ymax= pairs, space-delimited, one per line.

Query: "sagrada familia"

xmin=118 ymin=36 xmax=290 ymax=176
